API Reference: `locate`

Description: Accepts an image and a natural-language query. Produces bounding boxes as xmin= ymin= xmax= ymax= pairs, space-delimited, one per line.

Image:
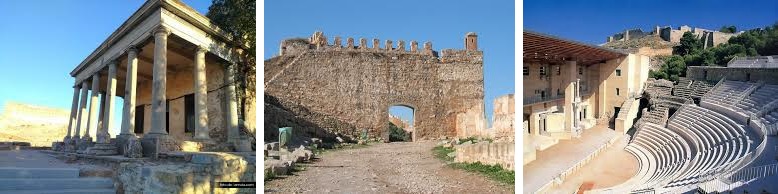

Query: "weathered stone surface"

xmin=265 ymin=159 xmax=291 ymax=176
xmin=455 ymin=141 xmax=514 ymax=170
xmin=266 ymin=32 xmax=485 ymax=141
xmin=124 ymin=136 xmax=142 ymax=158
xmin=335 ymin=136 xmax=345 ymax=143
xmin=234 ymin=139 xmax=253 ymax=152
xmin=86 ymin=143 xmax=119 ymax=155
xmin=119 ymin=153 xmax=255 ymax=194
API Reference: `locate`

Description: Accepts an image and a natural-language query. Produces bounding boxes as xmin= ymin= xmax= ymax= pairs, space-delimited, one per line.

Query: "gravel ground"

xmin=264 ymin=141 xmax=514 ymax=193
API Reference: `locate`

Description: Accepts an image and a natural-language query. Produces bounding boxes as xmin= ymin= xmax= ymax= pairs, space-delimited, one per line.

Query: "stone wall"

xmin=636 ymin=47 xmax=673 ymax=57
xmin=264 ymin=93 xmax=358 ymax=143
xmin=688 ymin=66 xmax=778 ymax=84
xmin=608 ymin=25 xmax=740 ymax=48
xmin=117 ymin=152 xmax=255 ymax=194
xmin=265 ymin=32 xmax=485 ymax=140
xmin=455 ymin=141 xmax=514 ymax=170
xmin=490 ymin=94 xmax=514 ymax=141
xmin=388 ymin=114 xmax=412 ymax=132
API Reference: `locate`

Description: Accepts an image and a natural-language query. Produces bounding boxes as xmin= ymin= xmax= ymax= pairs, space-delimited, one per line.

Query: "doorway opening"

xmin=388 ymin=105 xmax=414 ymax=142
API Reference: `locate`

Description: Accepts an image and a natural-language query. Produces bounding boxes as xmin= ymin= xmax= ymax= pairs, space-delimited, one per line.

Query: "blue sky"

xmin=525 ymin=0 xmax=778 ymax=45
xmin=265 ymin=0 xmax=516 ymax=127
xmin=0 ymin=0 xmax=210 ymax=134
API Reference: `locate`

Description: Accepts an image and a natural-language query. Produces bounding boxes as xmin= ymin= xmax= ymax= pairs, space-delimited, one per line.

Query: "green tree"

xmin=674 ymin=32 xmax=702 ymax=56
xmin=388 ymin=122 xmax=410 ymax=142
xmin=650 ymin=55 xmax=686 ymax=82
xmin=207 ymin=0 xmax=257 ymax=124
xmin=719 ymin=25 xmax=737 ymax=33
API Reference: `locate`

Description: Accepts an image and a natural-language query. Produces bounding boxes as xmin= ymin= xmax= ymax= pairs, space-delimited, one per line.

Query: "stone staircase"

xmin=0 ymin=167 xmax=115 ymax=194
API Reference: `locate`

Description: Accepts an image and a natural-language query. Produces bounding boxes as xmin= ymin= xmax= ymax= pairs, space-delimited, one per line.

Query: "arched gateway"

xmin=265 ymin=32 xmax=486 ymax=141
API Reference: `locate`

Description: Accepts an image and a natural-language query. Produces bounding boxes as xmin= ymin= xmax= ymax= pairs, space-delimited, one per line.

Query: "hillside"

xmin=0 ymin=102 xmax=69 ymax=147
xmin=602 ymin=35 xmax=677 ymax=52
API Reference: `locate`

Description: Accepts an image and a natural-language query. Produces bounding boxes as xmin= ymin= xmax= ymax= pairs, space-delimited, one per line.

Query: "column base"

xmin=86 ymin=143 xmax=119 ymax=156
xmin=140 ymin=134 xmax=179 ymax=158
xmin=233 ymin=138 xmax=253 ymax=152
xmin=76 ymin=137 xmax=94 ymax=153
xmin=63 ymin=136 xmax=71 ymax=144
xmin=115 ymin=134 xmax=136 ymax=155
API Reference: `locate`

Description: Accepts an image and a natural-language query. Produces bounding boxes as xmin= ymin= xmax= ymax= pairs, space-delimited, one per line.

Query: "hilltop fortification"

xmin=265 ymin=31 xmax=486 ymax=141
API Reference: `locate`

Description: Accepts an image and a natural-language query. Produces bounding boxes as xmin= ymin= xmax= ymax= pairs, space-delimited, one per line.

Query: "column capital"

xmin=127 ymin=45 xmax=141 ymax=54
xmin=107 ymin=60 xmax=119 ymax=66
xmin=196 ymin=45 xmax=208 ymax=54
xmin=152 ymin=25 xmax=171 ymax=37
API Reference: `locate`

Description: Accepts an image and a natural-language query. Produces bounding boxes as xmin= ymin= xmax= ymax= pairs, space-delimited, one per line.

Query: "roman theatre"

xmin=523 ymin=30 xmax=778 ymax=193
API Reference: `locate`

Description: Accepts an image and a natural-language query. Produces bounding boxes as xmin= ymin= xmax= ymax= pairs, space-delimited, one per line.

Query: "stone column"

xmin=193 ymin=46 xmax=210 ymax=140
xmin=64 ymin=85 xmax=81 ymax=143
xmin=97 ymin=92 xmax=106 ymax=133
xmin=564 ymin=60 xmax=578 ymax=136
xmin=89 ymin=62 xmax=119 ymax=155
xmin=147 ymin=26 xmax=170 ymax=138
xmin=141 ymin=25 xmax=174 ymax=157
xmin=118 ymin=46 xmax=139 ymax=153
xmin=225 ymin=63 xmax=240 ymax=143
xmin=73 ymin=82 xmax=90 ymax=143
xmin=84 ymin=73 xmax=101 ymax=143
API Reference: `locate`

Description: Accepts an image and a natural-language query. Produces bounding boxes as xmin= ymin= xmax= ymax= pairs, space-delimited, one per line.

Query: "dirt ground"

xmin=264 ymin=141 xmax=514 ymax=193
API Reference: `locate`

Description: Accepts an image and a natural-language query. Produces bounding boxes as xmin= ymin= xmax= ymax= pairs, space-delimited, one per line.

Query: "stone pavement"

xmin=523 ymin=125 xmax=619 ymax=193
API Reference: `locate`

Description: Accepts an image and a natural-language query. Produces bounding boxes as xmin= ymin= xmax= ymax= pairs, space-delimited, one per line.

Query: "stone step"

xmin=0 ymin=178 xmax=113 ymax=190
xmin=0 ymin=168 xmax=79 ymax=179
xmin=0 ymin=189 xmax=116 ymax=194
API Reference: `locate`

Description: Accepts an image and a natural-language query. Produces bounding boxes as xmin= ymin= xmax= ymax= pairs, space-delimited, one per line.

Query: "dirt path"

xmin=264 ymin=141 xmax=514 ymax=193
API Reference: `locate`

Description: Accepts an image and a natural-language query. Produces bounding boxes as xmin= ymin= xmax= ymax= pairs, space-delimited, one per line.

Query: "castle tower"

xmin=465 ymin=32 xmax=478 ymax=51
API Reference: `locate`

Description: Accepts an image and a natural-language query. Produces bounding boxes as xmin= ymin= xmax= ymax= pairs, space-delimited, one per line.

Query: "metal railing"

xmin=524 ymin=94 xmax=565 ymax=105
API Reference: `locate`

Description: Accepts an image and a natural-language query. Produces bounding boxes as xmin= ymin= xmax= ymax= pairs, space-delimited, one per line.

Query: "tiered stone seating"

xmin=673 ymin=86 xmax=694 ymax=99
xmin=735 ymin=84 xmax=778 ymax=115
xmin=702 ymin=81 xmax=753 ymax=106
xmin=605 ymin=104 xmax=756 ymax=192
xmin=652 ymin=95 xmax=691 ymax=110
xmin=636 ymin=107 xmax=669 ymax=128
xmin=620 ymin=122 xmax=691 ymax=191
xmin=690 ymin=81 xmax=713 ymax=98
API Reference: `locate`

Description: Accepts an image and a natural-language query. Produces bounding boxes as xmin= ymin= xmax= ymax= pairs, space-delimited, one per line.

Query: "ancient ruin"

xmin=525 ymin=29 xmax=778 ymax=193
xmin=263 ymin=31 xmax=515 ymax=183
xmin=3 ymin=0 xmax=259 ymax=193
xmin=606 ymin=25 xmax=741 ymax=49
xmin=265 ymin=31 xmax=486 ymax=141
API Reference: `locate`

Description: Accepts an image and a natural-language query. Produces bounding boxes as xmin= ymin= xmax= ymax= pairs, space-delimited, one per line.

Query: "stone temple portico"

xmin=58 ymin=0 xmax=250 ymax=156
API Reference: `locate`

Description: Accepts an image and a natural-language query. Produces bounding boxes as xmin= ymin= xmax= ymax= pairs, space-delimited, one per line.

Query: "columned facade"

xmin=61 ymin=0 xmax=251 ymax=156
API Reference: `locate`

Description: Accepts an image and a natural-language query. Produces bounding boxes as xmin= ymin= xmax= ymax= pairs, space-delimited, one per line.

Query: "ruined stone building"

xmin=58 ymin=0 xmax=254 ymax=156
xmin=523 ymin=30 xmax=649 ymax=163
xmin=265 ymin=31 xmax=487 ymax=142
xmin=606 ymin=25 xmax=741 ymax=49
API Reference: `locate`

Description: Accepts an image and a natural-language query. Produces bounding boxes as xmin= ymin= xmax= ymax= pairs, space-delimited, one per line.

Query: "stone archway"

xmin=387 ymin=104 xmax=415 ymax=142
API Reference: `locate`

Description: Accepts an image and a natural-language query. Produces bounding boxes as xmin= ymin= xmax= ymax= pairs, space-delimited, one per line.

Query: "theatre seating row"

xmin=601 ymin=104 xmax=756 ymax=193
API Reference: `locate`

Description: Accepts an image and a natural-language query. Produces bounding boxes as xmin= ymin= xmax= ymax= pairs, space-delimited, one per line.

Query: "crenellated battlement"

xmin=279 ymin=31 xmax=482 ymax=63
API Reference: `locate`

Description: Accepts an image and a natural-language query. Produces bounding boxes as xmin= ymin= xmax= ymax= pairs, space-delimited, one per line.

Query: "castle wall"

xmin=490 ymin=94 xmax=515 ymax=141
xmin=265 ymin=33 xmax=485 ymax=140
